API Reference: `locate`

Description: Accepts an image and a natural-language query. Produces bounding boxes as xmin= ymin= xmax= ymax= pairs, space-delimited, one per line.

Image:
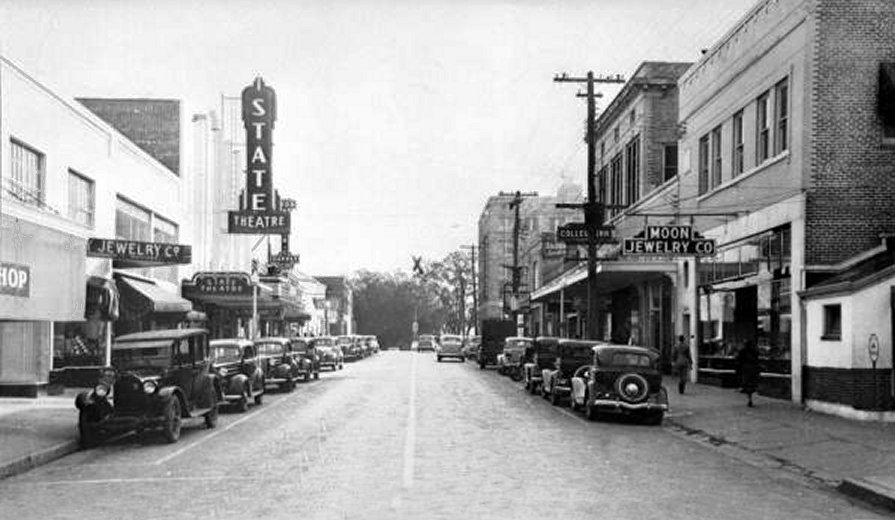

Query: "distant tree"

xmin=350 ymin=250 xmax=475 ymax=345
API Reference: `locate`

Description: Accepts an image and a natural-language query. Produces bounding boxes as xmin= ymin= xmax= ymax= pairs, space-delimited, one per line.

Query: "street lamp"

xmin=250 ymin=271 xmax=259 ymax=339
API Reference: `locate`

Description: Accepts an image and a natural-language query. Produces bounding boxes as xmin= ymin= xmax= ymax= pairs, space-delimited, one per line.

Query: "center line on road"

xmin=402 ymin=353 xmax=417 ymax=489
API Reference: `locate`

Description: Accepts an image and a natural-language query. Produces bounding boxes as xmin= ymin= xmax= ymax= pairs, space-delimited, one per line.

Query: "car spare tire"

xmin=615 ymin=373 xmax=649 ymax=403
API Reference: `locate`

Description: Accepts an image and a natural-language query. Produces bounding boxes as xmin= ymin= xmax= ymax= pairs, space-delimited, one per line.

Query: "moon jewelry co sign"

xmin=228 ymin=77 xmax=291 ymax=234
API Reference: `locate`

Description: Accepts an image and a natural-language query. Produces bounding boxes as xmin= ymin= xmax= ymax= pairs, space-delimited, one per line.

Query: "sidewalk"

xmin=666 ymin=383 xmax=895 ymax=511
xmin=0 ymin=389 xmax=81 ymax=480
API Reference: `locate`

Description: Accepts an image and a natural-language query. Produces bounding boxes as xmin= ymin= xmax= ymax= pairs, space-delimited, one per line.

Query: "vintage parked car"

xmin=290 ymin=337 xmax=321 ymax=381
xmin=568 ymin=344 xmax=669 ymax=425
xmin=75 ymin=328 xmax=221 ymax=447
xmin=254 ymin=337 xmax=299 ymax=391
xmin=523 ymin=337 xmax=560 ymax=394
xmin=435 ymin=334 xmax=465 ymax=362
xmin=462 ymin=335 xmax=481 ymax=360
xmin=417 ymin=334 xmax=437 ymax=353
xmin=541 ymin=339 xmax=601 ymax=406
xmin=497 ymin=336 xmax=532 ymax=381
xmin=337 ymin=335 xmax=361 ymax=361
xmin=210 ymin=338 xmax=265 ymax=412
xmin=311 ymin=336 xmax=344 ymax=371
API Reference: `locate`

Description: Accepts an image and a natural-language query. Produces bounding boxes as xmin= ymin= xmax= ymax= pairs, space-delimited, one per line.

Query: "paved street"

xmin=0 ymin=351 xmax=886 ymax=519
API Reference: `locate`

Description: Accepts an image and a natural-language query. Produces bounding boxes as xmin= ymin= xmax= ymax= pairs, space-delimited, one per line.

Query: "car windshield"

xmin=211 ymin=344 xmax=242 ymax=363
xmin=506 ymin=339 xmax=532 ymax=350
xmin=255 ymin=342 xmax=285 ymax=356
xmin=111 ymin=340 xmax=172 ymax=369
xmin=610 ymin=352 xmax=653 ymax=367
xmin=292 ymin=342 xmax=309 ymax=353
xmin=313 ymin=338 xmax=333 ymax=347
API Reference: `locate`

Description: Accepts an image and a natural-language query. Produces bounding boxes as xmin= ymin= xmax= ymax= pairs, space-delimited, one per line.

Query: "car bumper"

xmin=590 ymin=399 xmax=669 ymax=413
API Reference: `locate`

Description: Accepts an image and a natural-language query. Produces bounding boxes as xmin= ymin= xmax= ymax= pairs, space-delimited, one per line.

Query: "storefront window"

xmin=53 ymin=320 xmax=106 ymax=367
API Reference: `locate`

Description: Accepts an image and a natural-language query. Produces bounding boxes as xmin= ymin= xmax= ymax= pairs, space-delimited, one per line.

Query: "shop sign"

xmin=623 ymin=225 xmax=715 ymax=256
xmin=87 ymin=238 xmax=192 ymax=264
xmin=228 ymin=76 xmax=291 ymax=234
xmin=557 ymin=222 xmax=615 ymax=245
xmin=0 ymin=261 xmax=30 ymax=297
xmin=189 ymin=272 xmax=253 ymax=296
xmin=272 ymin=251 xmax=300 ymax=270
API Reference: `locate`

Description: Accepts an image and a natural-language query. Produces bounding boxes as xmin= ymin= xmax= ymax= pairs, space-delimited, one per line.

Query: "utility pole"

xmin=554 ymin=71 xmax=626 ymax=340
xmin=460 ymin=244 xmax=478 ymax=334
xmin=500 ymin=190 xmax=538 ymax=332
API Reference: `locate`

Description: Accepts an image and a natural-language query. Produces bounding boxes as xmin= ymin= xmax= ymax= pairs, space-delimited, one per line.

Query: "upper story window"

xmin=153 ymin=215 xmax=179 ymax=244
xmin=698 ymin=135 xmax=710 ymax=195
xmin=67 ymin=169 xmax=95 ymax=227
xmin=625 ymin=136 xmax=640 ymax=205
xmin=610 ymin=153 xmax=623 ymax=215
xmin=732 ymin=110 xmax=744 ymax=176
xmin=663 ymin=144 xmax=678 ymax=182
xmin=710 ymin=125 xmax=722 ymax=189
xmin=629 ymin=109 xmax=636 ymax=125
xmin=613 ymin=127 xmax=620 ymax=143
xmin=600 ymin=141 xmax=605 ymax=160
xmin=597 ymin=166 xmax=607 ymax=203
xmin=756 ymin=90 xmax=771 ymax=163
xmin=878 ymin=63 xmax=895 ymax=141
xmin=115 ymin=197 xmax=152 ymax=241
xmin=8 ymin=138 xmax=45 ymax=207
xmin=774 ymin=78 xmax=789 ymax=154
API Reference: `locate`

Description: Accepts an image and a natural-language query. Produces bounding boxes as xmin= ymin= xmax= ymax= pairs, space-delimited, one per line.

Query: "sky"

xmin=0 ymin=0 xmax=756 ymax=276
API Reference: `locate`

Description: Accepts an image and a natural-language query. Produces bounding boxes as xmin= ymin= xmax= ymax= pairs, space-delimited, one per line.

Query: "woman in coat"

xmin=736 ymin=340 xmax=762 ymax=407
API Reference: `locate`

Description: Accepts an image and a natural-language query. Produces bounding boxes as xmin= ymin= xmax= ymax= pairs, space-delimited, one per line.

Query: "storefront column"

xmin=559 ymin=288 xmax=565 ymax=338
xmin=689 ymin=258 xmax=699 ymax=383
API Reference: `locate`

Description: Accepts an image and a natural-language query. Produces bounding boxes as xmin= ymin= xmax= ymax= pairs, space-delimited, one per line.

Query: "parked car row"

xmin=74 ymin=328 xmax=381 ymax=448
xmin=336 ymin=334 xmax=380 ymax=361
xmin=490 ymin=335 xmax=670 ymax=425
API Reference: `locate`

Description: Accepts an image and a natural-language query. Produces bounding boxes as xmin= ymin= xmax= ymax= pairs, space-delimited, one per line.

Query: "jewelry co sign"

xmin=0 ymin=262 xmax=30 ymax=297
xmin=87 ymin=238 xmax=192 ymax=265
xmin=228 ymin=76 xmax=291 ymax=235
xmin=623 ymin=225 xmax=716 ymax=256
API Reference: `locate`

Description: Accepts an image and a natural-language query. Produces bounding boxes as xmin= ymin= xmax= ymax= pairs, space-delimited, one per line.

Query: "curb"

xmin=0 ymin=440 xmax=79 ymax=481
xmin=838 ymin=478 xmax=895 ymax=512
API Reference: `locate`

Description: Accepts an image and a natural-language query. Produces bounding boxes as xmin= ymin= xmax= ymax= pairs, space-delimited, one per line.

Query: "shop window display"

xmin=697 ymin=225 xmax=792 ymax=371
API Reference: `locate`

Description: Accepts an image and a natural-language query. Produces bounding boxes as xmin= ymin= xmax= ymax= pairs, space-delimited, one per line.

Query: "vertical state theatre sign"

xmin=228 ymin=77 xmax=291 ymax=234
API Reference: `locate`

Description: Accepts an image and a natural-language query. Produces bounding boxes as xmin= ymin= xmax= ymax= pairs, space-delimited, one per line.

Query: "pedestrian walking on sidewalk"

xmin=735 ymin=340 xmax=761 ymax=407
xmin=672 ymin=335 xmax=692 ymax=394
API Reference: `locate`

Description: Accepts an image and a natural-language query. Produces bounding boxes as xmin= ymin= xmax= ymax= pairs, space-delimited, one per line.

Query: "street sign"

xmin=869 ymin=333 xmax=880 ymax=363
xmin=623 ymin=225 xmax=716 ymax=256
xmin=557 ymin=222 xmax=615 ymax=245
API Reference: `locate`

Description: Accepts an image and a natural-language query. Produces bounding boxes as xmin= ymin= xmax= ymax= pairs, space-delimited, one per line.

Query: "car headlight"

xmin=218 ymin=367 xmax=228 ymax=377
xmin=94 ymin=384 xmax=109 ymax=398
xmin=142 ymin=380 xmax=157 ymax=395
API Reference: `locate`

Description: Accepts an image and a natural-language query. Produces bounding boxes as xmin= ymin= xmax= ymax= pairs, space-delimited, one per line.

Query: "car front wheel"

xmin=78 ymin=411 xmax=98 ymax=449
xmin=204 ymin=393 xmax=219 ymax=429
xmin=236 ymin=389 xmax=250 ymax=413
xmin=162 ymin=398 xmax=182 ymax=443
xmin=585 ymin=401 xmax=599 ymax=421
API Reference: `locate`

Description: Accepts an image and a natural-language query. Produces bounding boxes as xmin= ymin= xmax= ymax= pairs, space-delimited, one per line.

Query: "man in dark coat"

xmin=735 ymin=340 xmax=761 ymax=407
xmin=672 ymin=335 xmax=692 ymax=394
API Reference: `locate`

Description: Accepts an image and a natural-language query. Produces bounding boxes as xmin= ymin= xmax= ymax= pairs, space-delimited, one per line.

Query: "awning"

xmin=116 ymin=274 xmax=192 ymax=316
xmin=1 ymin=214 xmax=86 ymax=321
xmin=531 ymin=260 xmax=677 ymax=302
